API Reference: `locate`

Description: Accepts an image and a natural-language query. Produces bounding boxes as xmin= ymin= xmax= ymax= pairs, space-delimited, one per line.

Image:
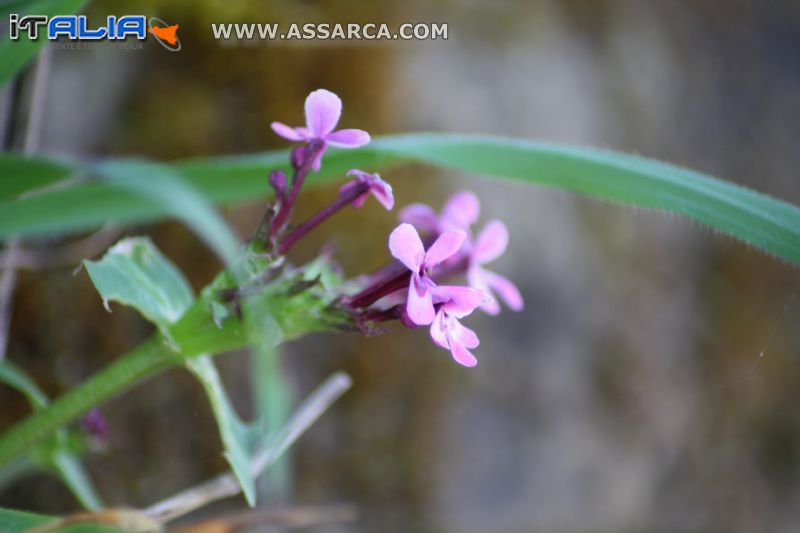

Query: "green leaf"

xmin=0 ymin=154 xmax=78 ymax=202
xmin=50 ymin=443 xmax=104 ymax=511
xmin=84 ymin=237 xmax=194 ymax=334
xmin=371 ymin=134 xmax=800 ymax=264
xmin=250 ymin=342 xmax=291 ymax=501
xmin=0 ymin=149 xmax=370 ymax=244
xmin=94 ymin=160 xmax=240 ymax=265
xmin=0 ymin=507 xmax=53 ymax=532
xmin=185 ymin=356 xmax=257 ymax=507
xmin=2 ymin=134 xmax=800 ymax=264
xmin=0 ymin=360 xmax=48 ymax=409
xmin=0 ymin=0 xmax=89 ymax=86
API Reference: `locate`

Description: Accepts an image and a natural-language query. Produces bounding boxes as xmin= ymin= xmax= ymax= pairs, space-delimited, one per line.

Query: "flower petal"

xmin=430 ymin=309 xmax=449 ymax=349
xmin=389 ymin=223 xmax=425 ymax=271
xmin=452 ymin=320 xmax=480 ymax=349
xmin=432 ymin=285 xmax=488 ymax=317
xmin=468 ymin=266 xmax=501 ymax=315
xmin=325 ymin=128 xmax=370 ymax=148
xmin=305 ymin=89 xmax=341 ymax=137
xmin=450 ymin=341 xmax=478 ymax=367
xmin=484 ymin=270 xmax=524 ymax=311
xmin=442 ymin=191 xmax=480 ymax=230
xmin=346 ymin=169 xmax=370 ymax=180
xmin=424 ymin=229 xmax=466 ymax=267
xmin=310 ymin=143 xmax=328 ymax=171
xmin=474 ymin=220 xmax=509 ymax=264
xmin=271 ymin=122 xmax=306 ymax=141
xmin=399 ymin=203 xmax=439 ymax=233
xmin=369 ymin=175 xmax=394 ymax=210
xmin=406 ymin=275 xmax=435 ymax=325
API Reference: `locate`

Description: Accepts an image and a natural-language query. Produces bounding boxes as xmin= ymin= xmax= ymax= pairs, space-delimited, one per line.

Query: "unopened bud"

xmin=269 ymin=170 xmax=287 ymax=200
xmin=81 ymin=407 xmax=109 ymax=443
xmin=291 ymin=146 xmax=306 ymax=170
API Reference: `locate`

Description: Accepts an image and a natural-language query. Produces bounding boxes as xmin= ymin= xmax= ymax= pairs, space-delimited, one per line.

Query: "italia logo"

xmin=8 ymin=14 xmax=181 ymax=51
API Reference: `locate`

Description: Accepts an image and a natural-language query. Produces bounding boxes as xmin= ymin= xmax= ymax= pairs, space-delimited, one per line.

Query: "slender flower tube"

xmin=267 ymin=139 xmax=325 ymax=242
xmin=277 ymin=170 xmax=394 ymax=255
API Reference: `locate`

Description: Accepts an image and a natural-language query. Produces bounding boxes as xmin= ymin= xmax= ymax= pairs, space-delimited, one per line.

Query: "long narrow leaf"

xmin=0 ymin=153 xmax=78 ymax=202
xmin=1 ymin=134 xmax=799 ymax=263
xmin=94 ymin=160 xmax=240 ymax=264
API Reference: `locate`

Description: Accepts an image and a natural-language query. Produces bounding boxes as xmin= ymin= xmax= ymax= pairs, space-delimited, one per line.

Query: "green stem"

xmin=253 ymin=343 xmax=292 ymax=502
xmin=0 ymin=336 xmax=179 ymax=466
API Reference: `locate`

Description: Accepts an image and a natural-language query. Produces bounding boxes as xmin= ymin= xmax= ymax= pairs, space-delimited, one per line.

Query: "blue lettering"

xmin=48 ymin=16 xmax=76 ymax=39
xmin=77 ymin=15 xmax=107 ymax=39
xmin=114 ymin=15 xmax=146 ymax=40
xmin=106 ymin=16 xmax=116 ymax=39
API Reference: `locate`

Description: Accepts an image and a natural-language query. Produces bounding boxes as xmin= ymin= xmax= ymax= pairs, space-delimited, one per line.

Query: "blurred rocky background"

xmin=2 ymin=0 xmax=800 ymax=531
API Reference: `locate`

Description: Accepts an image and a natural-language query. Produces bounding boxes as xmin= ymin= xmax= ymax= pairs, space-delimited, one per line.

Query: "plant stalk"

xmin=0 ymin=336 xmax=179 ymax=466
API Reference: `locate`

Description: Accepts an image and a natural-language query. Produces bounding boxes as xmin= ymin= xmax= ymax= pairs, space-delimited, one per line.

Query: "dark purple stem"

xmin=276 ymin=181 xmax=370 ymax=255
xmin=268 ymin=140 xmax=325 ymax=241
xmin=347 ymin=271 xmax=411 ymax=309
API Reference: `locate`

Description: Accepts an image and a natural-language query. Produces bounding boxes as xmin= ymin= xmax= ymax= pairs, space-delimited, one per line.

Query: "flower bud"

xmin=269 ymin=170 xmax=287 ymax=200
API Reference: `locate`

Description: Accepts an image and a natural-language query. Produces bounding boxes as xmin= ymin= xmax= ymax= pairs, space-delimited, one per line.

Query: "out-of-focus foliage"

xmin=0 ymin=0 xmax=88 ymax=85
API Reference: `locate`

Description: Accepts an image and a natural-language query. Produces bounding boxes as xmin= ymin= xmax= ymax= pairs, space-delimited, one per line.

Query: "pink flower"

xmin=271 ymin=89 xmax=370 ymax=170
xmin=399 ymin=190 xmax=480 ymax=234
xmin=430 ymin=285 xmax=490 ymax=367
xmin=467 ymin=220 xmax=524 ymax=315
xmin=341 ymin=169 xmax=394 ymax=210
xmin=389 ymin=223 xmax=466 ymax=325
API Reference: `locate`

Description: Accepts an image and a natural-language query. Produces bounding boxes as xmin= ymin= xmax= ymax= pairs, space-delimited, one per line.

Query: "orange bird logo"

xmin=148 ymin=24 xmax=179 ymax=45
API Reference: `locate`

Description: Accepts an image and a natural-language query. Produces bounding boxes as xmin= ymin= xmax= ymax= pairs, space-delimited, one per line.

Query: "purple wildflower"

xmin=388 ymin=223 xmax=466 ymax=325
xmin=341 ymin=169 xmax=394 ymax=210
xmin=467 ymin=220 xmax=524 ymax=315
xmin=399 ymin=190 xmax=480 ymax=234
xmin=271 ymin=89 xmax=370 ymax=171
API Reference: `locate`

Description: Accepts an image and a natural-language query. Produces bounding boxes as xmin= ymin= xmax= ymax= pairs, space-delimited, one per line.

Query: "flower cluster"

xmin=260 ymin=89 xmax=523 ymax=367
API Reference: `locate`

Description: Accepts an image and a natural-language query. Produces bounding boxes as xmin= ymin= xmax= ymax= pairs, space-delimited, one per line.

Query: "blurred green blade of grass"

xmin=0 ymin=0 xmax=89 ymax=86
xmin=0 ymin=153 xmax=78 ymax=202
xmin=95 ymin=160 xmax=240 ymax=264
xmin=0 ymin=133 xmax=798 ymax=263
